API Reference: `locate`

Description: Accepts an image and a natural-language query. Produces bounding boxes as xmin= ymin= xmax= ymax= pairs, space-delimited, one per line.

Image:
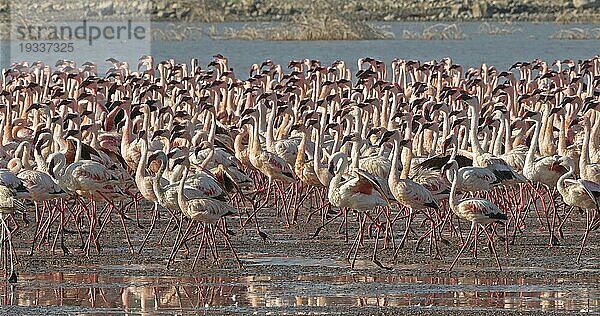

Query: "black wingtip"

xmin=8 ymin=271 xmax=17 ymax=284
xmin=425 ymin=201 xmax=439 ymax=209
xmin=438 ymin=187 xmax=451 ymax=195
xmin=492 ymin=170 xmax=515 ymax=182
xmin=222 ymin=210 xmax=236 ymax=217
xmin=16 ymin=184 xmax=29 ymax=193
xmin=488 ymin=212 xmax=508 ymax=221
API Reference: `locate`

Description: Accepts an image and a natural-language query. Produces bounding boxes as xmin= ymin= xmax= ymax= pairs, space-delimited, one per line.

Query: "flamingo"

xmin=135 ymin=130 xmax=162 ymax=254
xmin=9 ymin=155 xmax=69 ymax=254
xmin=556 ymin=165 xmax=600 ymax=263
xmin=463 ymin=95 xmax=524 ymax=184
xmin=176 ymin=159 xmax=242 ymax=269
xmin=383 ymin=130 xmax=441 ymax=259
xmin=0 ymin=169 xmax=29 ymax=199
xmin=0 ymin=185 xmax=27 ymax=283
xmin=147 ymin=150 xmax=227 ymax=267
xmin=47 ymin=149 xmax=124 ymax=255
xmin=441 ymin=149 xmax=501 ymax=193
xmin=522 ymin=109 xmax=569 ymax=245
xmin=578 ymin=115 xmax=600 ymax=184
xmin=444 ymin=159 xmax=508 ymax=271
xmin=327 ymin=151 xmax=390 ymax=269
xmin=240 ymin=108 xmax=294 ymax=235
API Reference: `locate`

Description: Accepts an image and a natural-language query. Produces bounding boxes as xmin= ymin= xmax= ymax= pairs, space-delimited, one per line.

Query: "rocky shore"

xmin=1 ymin=0 xmax=600 ymax=41
xmin=2 ymin=0 xmax=600 ymax=23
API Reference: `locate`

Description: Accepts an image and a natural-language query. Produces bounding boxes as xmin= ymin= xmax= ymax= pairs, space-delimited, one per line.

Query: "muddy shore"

xmin=0 ymin=197 xmax=596 ymax=314
xmin=3 ymin=0 xmax=600 ymax=23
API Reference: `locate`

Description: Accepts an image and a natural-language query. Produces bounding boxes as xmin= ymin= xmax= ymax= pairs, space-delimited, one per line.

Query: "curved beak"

xmin=328 ymin=161 xmax=336 ymax=175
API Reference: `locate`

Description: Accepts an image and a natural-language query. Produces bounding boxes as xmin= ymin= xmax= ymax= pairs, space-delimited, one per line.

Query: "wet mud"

xmin=0 ymin=201 xmax=598 ymax=315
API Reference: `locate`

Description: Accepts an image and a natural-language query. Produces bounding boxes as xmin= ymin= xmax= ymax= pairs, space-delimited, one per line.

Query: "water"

xmin=150 ymin=22 xmax=600 ymax=73
xmin=1 ymin=257 xmax=598 ymax=314
xmin=2 ymin=22 xmax=600 ymax=73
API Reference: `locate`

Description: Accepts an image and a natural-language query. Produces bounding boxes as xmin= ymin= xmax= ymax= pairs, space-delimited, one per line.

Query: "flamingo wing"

xmin=354 ymin=168 xmax=391 ymax=204
xmin=499 ymin=144 xmax=527 ymax=171
xmin=260 ymin=151 xmax=294 ymax=178
xmin=0 ymin=170 xmax=27 ymax=193
xmin=0 ymin=186 xmax=26 ymax=212
xmin=577 ymin=179 xmax=600 ymax=204
xmin=460 ymin=198 xmax=507 ymax=222
xmin=186 ymin=198 xmax=236 ymax=224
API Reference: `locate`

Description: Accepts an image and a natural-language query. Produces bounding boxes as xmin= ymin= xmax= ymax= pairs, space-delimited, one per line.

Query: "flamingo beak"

xmin=328 ymin=161 xmax=336 ymax=175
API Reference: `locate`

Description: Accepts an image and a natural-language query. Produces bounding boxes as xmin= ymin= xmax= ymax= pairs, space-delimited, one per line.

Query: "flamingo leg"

xmin=449 ymin=221 xmax=475 ymax=272
xmin=137 ymin=202 xmax=159 ymax=254
xmin=191 ymin=225 xmax=208 ymax=270
xmin=371 ymin=221 xmax=391 ymax=270
xmin=546 ymin=186 xmax=561 ymax=245
xmin=216 ymin=222 xmax=243 ymax=269
xmin=349 ymin=212 xmax=368 ymax=269
xmin=481 ymin=224 xmax=502 ymax=271
xmin=576 ymin=209 xmax=595 ymax=263
xmin=311 ymin=209 xmax=342 ymax=238
xmin=167 ymin=213 xmax=186 ymax=269
xmin=0 ymin=214 xmax=16 ymax=283
xmin=393 ymin=210 xmax=414 ymax=260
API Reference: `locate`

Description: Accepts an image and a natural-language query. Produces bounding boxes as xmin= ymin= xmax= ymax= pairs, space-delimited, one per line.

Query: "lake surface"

xmin=151 ymin=22 xmax=600 ymax=73
xmin=0 ymin=259 xmax=597 ymax=315
xmin=2 ymin=22 xmax=600 ymax=72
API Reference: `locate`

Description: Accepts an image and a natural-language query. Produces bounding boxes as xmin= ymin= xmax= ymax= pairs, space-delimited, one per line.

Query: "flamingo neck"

xmin=557 ymin=115 xmax=567 ymax=155
xmin=34 ymin=138 xmax=49 ymax=171
xmin=333 ymin=154 xmax=347 ymax=183
xmin=20 ymin=142 xmax=32 ymax=170
xmin=448 ymin=168 xmax=459 ymax=211
xmin=250 ymin=115 xmax=260 ymax=155
xmin=503 ymin=113 xmax=512 ymax=153
xmin=389 ymin=137 xmax=400 ymax=186
xmin=200 ymin=146 xmax=214 ymax=169
xmin=580 ymin=122 xmax=591 ymax=171
xmin=137 ymin=137 xmax=148 ymax=177
xmin=121 ymin=107 xmax=133 ymax=153
xmin=3 ymin=102 xmax=13 ymax=144
xmin=207 ymin=111 xmax=216 ymax=143
xmin=526 ymin=117 xmax=542 ymax=166
xmin=74 ymin=136 xmax=82 ymax=162
xmin=556 ymin=167 xmax=573 ymax=194
xmin=295 ymin=129 xmax=308 ymax=168
xmin=350 ymin=140 xmax=360 ymax=171
xmin=469 ymin=104 xmax=484 ymax=157
xmin=153 ymin=152 xmax=168 ymax=196
xmin=266 ymin=104 xmax=276 ymax=152
xmin=234 ymin=129 xmax=246 ymax=158
xmin=590 ymin=113 xmax=600 ymax=153
xmin=52 ymin=154 xmax=67 ymax=180
xmin=177 ymin=165 xmax=189 ymax=213
xmin=494 ymin=118 xmax=504 ymax=156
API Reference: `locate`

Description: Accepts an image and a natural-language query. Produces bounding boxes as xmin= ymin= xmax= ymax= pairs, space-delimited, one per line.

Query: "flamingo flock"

xmin=0 ymin=55 xmax=599 ymax=282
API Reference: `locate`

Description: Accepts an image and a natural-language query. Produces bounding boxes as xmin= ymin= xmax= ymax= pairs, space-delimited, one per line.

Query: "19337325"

xmin=18 ymin=42 xmax=74 ymax=53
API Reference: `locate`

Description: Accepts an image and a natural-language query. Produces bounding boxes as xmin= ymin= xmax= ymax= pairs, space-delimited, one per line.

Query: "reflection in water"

xmin=0 ymin=270 xmax=597 ymax=313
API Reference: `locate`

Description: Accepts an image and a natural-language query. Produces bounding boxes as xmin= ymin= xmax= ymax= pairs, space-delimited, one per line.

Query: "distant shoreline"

xmin=3 ymin=0 xmax=600 ymax=24
xmin=2 ymin=1 xmax=600 ymax=42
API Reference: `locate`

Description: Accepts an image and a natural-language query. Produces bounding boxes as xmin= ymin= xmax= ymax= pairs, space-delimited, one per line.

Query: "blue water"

xmin=2 ymin=22 xmax=600 ymax=73
xmin=148 ymin=22 xmax=600 ymax=73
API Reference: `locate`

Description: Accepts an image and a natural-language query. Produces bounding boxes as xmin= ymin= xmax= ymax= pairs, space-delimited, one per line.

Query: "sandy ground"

xmin=0 ymin=196 xmax=598 ymax=315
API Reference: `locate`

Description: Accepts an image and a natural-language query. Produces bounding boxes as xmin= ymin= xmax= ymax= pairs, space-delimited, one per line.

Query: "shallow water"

xmin=151 ymin=22 xmax=600 ymax=73
xmin=2 ymin=255 xmax=598 ymax=314
xmin=3 ymin=22 xmax=600 ymax=72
